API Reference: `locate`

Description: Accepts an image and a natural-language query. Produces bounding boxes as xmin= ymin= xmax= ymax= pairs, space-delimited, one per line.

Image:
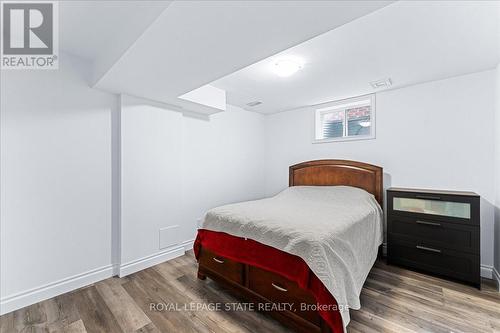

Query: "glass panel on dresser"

xmin=393 ymin=197 xmax=471 ymax=219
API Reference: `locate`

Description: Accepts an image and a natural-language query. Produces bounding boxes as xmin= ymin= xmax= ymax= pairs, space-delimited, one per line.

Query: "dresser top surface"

xmin=387 ymin=187 xmax=479 ymax=197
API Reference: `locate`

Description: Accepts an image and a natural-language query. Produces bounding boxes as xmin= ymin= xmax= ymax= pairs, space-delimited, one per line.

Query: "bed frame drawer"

xmin=248 ymin=266 xmax=321 ymax=325
xmin=198 ymin=248 xmax=243 ymax=284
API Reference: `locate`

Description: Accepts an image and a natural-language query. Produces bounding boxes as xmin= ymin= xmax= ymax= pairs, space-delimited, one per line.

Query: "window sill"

xmin=312 ymin=135 xmax=375 ymax=144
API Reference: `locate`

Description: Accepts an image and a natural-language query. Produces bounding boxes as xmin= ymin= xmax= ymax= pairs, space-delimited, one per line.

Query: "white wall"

xmin=118 ymin=98 xmax=266 ymax=276
xmin=264 ymin=70 xmax=497 ymax=271
xmin=495 ymin=63 xmax=500 ymax=283
xmin=119 ymin=95 xmax=184 ymax=274
xmin=0 ymin=58 xmax=267 ymax=311
xmin=181 ymin=105 xmax=266 ymax=239
xmin=0 ymin=53 xmax=116 ymax=313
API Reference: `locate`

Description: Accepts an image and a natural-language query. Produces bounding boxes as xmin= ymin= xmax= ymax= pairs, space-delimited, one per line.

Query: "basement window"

xmin=314 ymin=94 xmax=375 ymax=143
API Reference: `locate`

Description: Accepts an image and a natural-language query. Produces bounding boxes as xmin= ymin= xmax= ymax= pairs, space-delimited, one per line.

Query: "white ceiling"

xmin=212 ymin=1 xmax=500 ymax=114
xmin=60 ymin=1 xmax=170 ymax=83
xmin=92 ymin=0 xmax=392 ymax=114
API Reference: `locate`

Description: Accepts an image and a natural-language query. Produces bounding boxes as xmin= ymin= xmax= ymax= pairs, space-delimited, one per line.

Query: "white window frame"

xmin=313 ymin=94 xmax=376 ymax=144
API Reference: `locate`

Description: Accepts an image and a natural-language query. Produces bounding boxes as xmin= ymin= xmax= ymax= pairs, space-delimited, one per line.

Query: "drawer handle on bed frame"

xmin=416 ymin=245 xmax=442 ymax=253
xmin=271 ymin=283 xmax=288 ymax=292
xmin=212 ymin=257 xmax=225 ymax=264
xmin=416 ymin=220 xmax=441 ymax=227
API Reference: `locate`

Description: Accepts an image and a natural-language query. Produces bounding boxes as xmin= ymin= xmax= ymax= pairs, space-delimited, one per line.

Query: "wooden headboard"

xmin=289 ymin=159 xmax=383 ymax=205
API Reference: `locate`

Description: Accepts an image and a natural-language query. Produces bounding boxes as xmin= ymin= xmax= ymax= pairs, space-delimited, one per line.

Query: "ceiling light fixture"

xmin=272 ymin=57 xmax=304 ymax=77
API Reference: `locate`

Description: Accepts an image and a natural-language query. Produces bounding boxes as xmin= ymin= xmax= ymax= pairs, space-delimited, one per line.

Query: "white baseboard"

xmin=119 ymin=239 xmax=195 ymax=277
xmin=492 ymin=267 xmax=500 ymax=291
xmin=183 ymin=239 xmax=195 ymax=252
xmin=480 ymin=265 xmax=493 ymax=279
xmin=1 ymin=239 xmax=196 ymax=315
xmin=0 ymin=264 xmax=114 ymax=315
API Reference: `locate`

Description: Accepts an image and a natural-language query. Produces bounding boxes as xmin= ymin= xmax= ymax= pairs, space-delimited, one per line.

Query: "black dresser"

xmin=387 ymin=188 xmax=480 ymax=288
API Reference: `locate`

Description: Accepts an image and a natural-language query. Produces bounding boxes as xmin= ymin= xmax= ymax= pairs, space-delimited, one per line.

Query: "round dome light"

xmin=272 ymin=58 xmax=304 ymax=77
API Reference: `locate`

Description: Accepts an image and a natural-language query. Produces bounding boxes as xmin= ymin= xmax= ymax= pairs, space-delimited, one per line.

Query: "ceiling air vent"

xmin=370 ymin=78 xmax=392 ymax=89
xmin=246 ymin=101 xmax=262 ymax=107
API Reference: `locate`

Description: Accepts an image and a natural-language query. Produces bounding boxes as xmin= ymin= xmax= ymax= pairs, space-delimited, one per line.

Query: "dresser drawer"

xmin=198 ymin=248 xmax=244 ymax=284
xmin=388 ymin=191 xmax=479 ymax=226
xmin=248 ymin=266 xmax=320 ymax=325
xmin=388 ymin=216 xmax=479 ymax=254
xmin=387 ymin=239 xmax=480 ymax=285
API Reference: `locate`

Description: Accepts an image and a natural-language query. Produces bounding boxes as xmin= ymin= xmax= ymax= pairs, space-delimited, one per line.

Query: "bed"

xmin=194 ymin=159 xmax=383 ymax=332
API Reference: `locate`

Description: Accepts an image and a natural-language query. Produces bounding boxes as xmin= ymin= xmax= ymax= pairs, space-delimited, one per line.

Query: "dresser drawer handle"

xmin=416 ymin=220 xmax=441 ymax=227
xmin=271 ymin=283 xmax=288 ymax=292
xmin=415 ymin=195 xmax=441 ymax=200
xmin=416 ymin=245 xmax=442 ymax=253
xmin=212 ymin=257 xmax=225 ymax=264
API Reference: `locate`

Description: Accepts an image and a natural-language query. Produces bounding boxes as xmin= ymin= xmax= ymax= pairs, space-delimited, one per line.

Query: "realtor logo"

xmin=1 ymin=1 xmax=58 ymax=69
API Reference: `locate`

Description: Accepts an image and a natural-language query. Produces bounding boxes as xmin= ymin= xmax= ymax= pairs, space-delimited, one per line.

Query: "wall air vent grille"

xmin=370 ymin=78 xmax=392 ymax=89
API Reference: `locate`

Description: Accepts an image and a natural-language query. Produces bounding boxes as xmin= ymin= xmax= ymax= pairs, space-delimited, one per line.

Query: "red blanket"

xmin=194 ymin=229 xmax=343 ymax=332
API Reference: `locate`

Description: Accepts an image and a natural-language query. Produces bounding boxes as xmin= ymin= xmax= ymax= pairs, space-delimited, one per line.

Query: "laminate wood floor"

xmin=1 ymin=251 xmax=499 ymax=333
